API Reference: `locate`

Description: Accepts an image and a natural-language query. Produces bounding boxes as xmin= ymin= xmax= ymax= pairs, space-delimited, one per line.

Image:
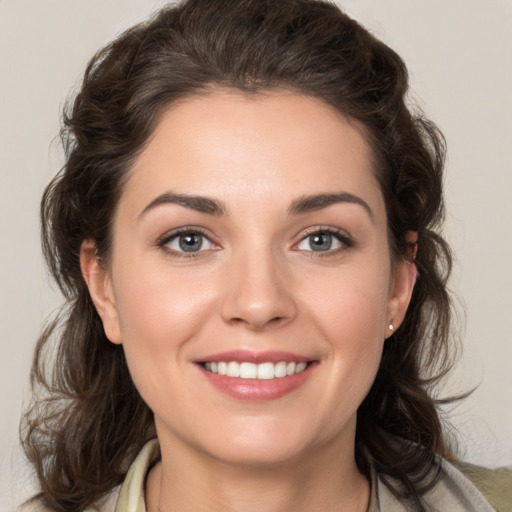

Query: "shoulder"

xmin=18 ymin=499 xmax=51 ymax=512
xmin=454 ymin=461 xmax=512 ymax=512
xmin=373 ymin=456 xmax=512 ymax=512
xmin=18 ymin=488 xmax=120 ymax=512
xmin=18 ymin=440 xmax=160 ymax=512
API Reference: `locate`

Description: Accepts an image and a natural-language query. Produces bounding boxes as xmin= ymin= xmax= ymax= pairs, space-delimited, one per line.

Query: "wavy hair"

xmin=21 ymin=1 xmax=457 ymax=510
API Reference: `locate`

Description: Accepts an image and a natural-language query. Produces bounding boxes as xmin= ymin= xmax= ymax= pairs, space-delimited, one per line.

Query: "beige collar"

xmin=112 ymin=439 xmax=497 ymax=512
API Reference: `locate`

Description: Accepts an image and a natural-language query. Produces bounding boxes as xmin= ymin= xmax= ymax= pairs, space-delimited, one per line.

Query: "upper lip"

xmin=195 ymin=350 xmax=313 ymax=364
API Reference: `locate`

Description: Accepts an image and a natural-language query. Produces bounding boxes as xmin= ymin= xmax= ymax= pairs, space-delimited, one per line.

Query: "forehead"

xmin=121 ymin=90 xmax=385 ymax=223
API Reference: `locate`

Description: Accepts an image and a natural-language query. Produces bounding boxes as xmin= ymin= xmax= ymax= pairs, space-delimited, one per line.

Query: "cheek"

xmin=298 ymin=263 xmax=390 ymax=417
xmin=325 ymin=286 xmax=387 ymax=378
xmin=301 ymin=260 xmax=390 ymax=344
xmin=110 ymin=261 xmax=217 ymax=398
xmin=116 ymin=274 xmax=206 ymax=344
xmin=113 ymin=247 xmax=221 ymax=333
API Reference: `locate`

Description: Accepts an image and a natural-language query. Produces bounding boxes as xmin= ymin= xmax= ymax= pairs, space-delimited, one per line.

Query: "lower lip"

xmin=198 ymin=363 xmax=317 ymax=401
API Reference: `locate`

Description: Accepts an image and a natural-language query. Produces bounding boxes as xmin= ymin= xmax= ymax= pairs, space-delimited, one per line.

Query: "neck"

xmin=146 ymin=434 xmax=369 ymax=512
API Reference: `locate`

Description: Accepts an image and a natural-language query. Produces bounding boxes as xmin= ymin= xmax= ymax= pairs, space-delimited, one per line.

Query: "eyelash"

xmin=156 ymin=227 xmax=217 ymax=259
xmin=294 ymin=227 xmax=353 ymax=257
xmin=156 ymin=226 xmax=353 ymax=259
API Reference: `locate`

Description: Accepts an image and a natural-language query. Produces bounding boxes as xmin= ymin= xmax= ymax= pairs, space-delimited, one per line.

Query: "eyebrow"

xmin=138 ymin=190 xmax=373 ymax=221
xmin=138 ymin=192 xmax=228 ymax=220
xmin=288 ymin=192 xmax=374 ymax=221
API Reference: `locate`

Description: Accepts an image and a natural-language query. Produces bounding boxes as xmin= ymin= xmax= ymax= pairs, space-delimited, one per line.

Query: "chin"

xmin=208 ymin=439 xmax=308 ymax=468
xmin=194 ymin=417 xmax=328 ymax=468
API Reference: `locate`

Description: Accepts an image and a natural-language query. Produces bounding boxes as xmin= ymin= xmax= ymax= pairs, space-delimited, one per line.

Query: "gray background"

xmin=1 ymin=0 xmax=511 ymax=509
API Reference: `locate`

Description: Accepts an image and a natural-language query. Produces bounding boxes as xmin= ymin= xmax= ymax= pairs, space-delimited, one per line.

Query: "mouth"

xmin=200 ymin=360 xmax=310 ymax=380
xmin=195 ymin=351 xmax=317 ymax=401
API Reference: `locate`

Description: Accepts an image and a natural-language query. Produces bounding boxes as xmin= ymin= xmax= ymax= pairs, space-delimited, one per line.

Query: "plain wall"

xmin=1 ymin=0 xmax=511 ymax=509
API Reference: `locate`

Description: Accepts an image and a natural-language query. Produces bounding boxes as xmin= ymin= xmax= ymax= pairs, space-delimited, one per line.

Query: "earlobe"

xmin=386 ymin=231 xmax=418 ymax=337
xmin=80 ymin=240 xmax=122 ymax=344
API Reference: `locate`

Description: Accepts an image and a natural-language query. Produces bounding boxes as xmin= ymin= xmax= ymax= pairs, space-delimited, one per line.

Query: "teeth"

xmin=240 ymin=362 xmax=257 ymax=379
xmin=203 ymin=360 xmax=309 ymax=379
xmin=274 ymin=361 xmax=287 ymax=378
xmin=257 ymin=362 xmax=274 ymax=380
xmin=227 ymin=361 xmax=240 ymax=378
xmin=295 ymin=362 xmax=307 ymax=373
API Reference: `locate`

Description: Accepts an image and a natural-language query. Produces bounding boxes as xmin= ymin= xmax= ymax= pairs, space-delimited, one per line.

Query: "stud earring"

xmin=388 ymin=324 xmax=395 ymax=332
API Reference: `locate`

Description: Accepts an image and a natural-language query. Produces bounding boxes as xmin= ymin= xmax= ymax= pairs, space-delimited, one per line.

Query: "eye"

xmin=159 ymin=229 xmax=216 ymax=255
xmin=296 ymin=229 xmax=351 ymax=253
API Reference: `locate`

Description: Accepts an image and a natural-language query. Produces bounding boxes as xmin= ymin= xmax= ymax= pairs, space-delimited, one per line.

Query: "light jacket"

xmin=22 ymin=439 xmax=512 ymax=511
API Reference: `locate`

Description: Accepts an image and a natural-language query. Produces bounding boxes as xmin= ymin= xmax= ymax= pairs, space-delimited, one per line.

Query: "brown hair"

xmin=21 ymin=1 xmax=457 ymax=510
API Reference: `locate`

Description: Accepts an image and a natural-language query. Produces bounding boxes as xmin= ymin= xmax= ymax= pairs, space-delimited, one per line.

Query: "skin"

xmin=82 ymin=90 xmax=417 ymax=512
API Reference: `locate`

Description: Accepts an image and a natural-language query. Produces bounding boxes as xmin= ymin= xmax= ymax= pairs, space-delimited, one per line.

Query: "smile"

xmin=202 ymin=361 xmax=308 ymax=380
xmin=196 ymin=350 xmax=316 ymax=400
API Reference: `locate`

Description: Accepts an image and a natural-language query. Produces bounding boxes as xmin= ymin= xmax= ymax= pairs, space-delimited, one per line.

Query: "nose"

xmin=220 ymin=249 xmax=298 ymax=331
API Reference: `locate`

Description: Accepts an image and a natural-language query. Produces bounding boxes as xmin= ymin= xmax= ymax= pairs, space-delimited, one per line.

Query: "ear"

xmin=385 ymin=231 xmax=418 ymax=338
xmin=80 ymin=240 xmax=122 ymax=344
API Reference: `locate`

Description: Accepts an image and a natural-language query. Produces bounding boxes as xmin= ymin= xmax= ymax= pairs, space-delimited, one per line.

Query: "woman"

xmin=20 ymin=0 xmax=512 ymax=511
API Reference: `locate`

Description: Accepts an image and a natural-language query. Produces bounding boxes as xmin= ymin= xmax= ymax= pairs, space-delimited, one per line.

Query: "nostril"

xmin=226 ymin=315 xmax=287 ymax=331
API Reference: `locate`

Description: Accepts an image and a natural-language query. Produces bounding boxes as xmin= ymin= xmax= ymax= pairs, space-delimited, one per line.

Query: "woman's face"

xmin=84 ymin=90 xmax=415 ymax=467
